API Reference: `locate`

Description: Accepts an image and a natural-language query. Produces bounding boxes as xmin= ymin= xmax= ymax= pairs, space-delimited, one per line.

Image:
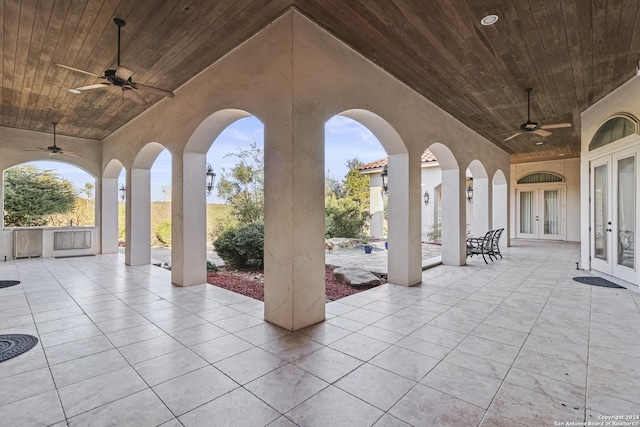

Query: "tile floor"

xmin=1 ymin=241 xmax=639 ymax=426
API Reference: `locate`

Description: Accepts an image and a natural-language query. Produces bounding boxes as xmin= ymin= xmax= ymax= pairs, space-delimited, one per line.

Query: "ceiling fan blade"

xmin=504 ymin=132 xmax=522 ymax=141
xmin=59 ymin=150 xmax=81 ymax=157
xmin=533 ymin=129 xmax=552 ymax=137
xmin=122 ymin=88 xmax=149 ymax=106
xmin=540 ymin=123 xmax=572 ymax=130
xmin=115 ymin=66 xmax=134 ymax=81
xmin=133 ymin=82 xmax=175 ymax=98
xmin=23 ymin=148 xmax=47 ymax=152
xmin=72 ymin=83 xmax=112 ymax=91
xmin=54 ymin=63 xmax=103 ymax=78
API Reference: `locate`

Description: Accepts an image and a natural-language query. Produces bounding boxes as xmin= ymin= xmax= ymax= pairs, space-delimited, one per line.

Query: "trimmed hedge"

xmin=214 ymin=222 xmax=264 ymax=269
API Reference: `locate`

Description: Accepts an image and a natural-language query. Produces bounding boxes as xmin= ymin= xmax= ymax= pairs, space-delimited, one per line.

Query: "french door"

xmin=590 ymin=152 xmax=637 ymax=282
xmin=516 ymin=186 xmax=564 ymax=240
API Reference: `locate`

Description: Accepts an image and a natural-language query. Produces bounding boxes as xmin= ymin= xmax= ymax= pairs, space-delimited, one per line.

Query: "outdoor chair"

xmin=466 ymin=230 xmax=495 ymax=264
xmin=490 ymin=228 xmax=504 ymax=259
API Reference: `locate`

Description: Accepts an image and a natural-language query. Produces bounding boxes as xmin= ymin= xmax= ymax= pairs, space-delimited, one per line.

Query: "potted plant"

xmin=361 ymin=235 xmax=372 ymax=254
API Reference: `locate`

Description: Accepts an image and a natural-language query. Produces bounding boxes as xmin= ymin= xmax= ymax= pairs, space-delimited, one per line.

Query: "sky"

xmin=18 ymin=115 xmax=387 ymax=202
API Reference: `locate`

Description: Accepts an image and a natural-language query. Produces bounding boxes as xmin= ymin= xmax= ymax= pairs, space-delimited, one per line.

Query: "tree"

xmin=4 ymin=166 xmax=76 ymax=226
xmin=324 ymin=158 xmax=370 ymax=238
xmin=343 ymin=158 xmax=370 ymax=206
xmin=216 ymin=142 xmax=264 ymax=224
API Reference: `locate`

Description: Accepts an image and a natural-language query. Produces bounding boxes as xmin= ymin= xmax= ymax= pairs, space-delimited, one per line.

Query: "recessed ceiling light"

xmin=481 ymin=15 xmax=499 ymax=26
xmin=68 ymin=88 xmax=81 ymax=94
xmin=559 ymin=153 xmax=566 ymax=156
xmin=535 ymin=142 xmax=543 ymax=145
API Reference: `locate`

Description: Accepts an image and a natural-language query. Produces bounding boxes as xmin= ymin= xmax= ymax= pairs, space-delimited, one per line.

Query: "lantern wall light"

xmin=423 ymin=190 xmax=430 ymax=206
xmin=466 ymin=185 xmax=473 ymax=203
xmin=206 ymin=163 xmax=216 ymax=196
xmin=381 ymin=165 xmax=388 ymax=195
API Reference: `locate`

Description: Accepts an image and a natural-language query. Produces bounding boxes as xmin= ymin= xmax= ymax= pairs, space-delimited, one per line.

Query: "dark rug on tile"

xmin=0 ymin=280 xmax=20 ymax=288
xmin=0 ymin=334 xmax=39 ymax=363
xmin=573 ymin=276 xmax=625 ymax=289
xmin=54 ymin=254 xmax=95 ymax=259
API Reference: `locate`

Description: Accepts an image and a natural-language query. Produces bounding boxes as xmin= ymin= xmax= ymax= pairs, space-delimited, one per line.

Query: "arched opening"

xmin=127 ymin=142 xmax=169 ymax=266
xmin=492 ymin=170 xmax=508 ymax=241
xmin=102 ymin=159 xmax=125 ymax=254
xmin=427 ymin=143 xmax=465 ymax=266
xmin=4 ymin=160 xmax=96 ymax=228
xmin=467 ymin=159 xmax=490 ymax=237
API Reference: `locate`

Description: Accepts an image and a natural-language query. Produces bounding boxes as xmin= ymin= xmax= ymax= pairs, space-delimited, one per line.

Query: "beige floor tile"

xmin=444 ymin=349 xmax=511 ymax=379
xmin=328 ymin=332 xmax=390 ymax=361
xmin=153 ymin=366 xmax=238 ymax=416
xmin=260 ymin=333 xmax=324 ymax=362
xmin=51 ymin=348 xmax=128 ymax=387
xmin=214 ymin=347 xmax=286 ymax=384
xmin=369 ymin=345 xmax=440 ymax=381
xmin=286 ymin=386 xmax=384 ymax=427
xmin=190 ymin=334 xmax=254 ymax=363
xmin=455 ymin=335 xmax=521 ymax=366
xmin=0 ymin=367 xmax=56 ymax=406
xmin=421 ymin=361 xmax=502 ymax=409
xmin=245 ymin=364 xmax=328 ymax=413
xmin=389 ymin=384 xmax=485 ymax=427
xmin=335 ymin=363 xmax=415 ymax=411
xmin=178 ymin=388 xmax=280 ymax=427
xmin=133 ymin=348 xmax=208 ymax=386
xmin=0 ymin=390 xmax=65 ymax=426
xmin=67 ymin=389 xmax=174 ymax=426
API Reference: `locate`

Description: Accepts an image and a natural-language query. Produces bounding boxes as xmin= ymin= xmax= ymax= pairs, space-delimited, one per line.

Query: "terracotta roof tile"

xmin=359 ymin=148 xmax=437 ymax=170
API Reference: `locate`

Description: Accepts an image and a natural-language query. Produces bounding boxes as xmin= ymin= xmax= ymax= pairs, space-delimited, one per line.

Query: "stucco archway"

xmin=467 ymin=159 xmax=490 ymax=237
xmin=101 ymin=159 xmax=125 ymax=254
xmin=427 ymin=143 xmax=465 ymax=265
xmin=336 ymin=109 xmax=421 ymax=286
xmin=126 ymin=142 xmax=169 ymax=266
xmin=173 ymin=109 xmax=259 ymax=287
xmin=492 ymin=169 xmax=509 ymax=245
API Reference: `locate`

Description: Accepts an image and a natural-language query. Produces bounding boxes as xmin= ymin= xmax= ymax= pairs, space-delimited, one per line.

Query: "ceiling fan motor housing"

xmin=521 ymin=121 xmax=539 ymax=132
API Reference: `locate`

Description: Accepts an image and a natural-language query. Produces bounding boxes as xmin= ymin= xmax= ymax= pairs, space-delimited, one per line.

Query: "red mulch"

xmin=206 ymin=266 xmax=381 ymax=302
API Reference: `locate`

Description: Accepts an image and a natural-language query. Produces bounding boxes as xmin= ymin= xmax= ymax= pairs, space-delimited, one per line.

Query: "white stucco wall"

xmin=421 ymin=164 xmax=441 ymax=240
xmin=510 ymin=158 xmax=580 ymax=242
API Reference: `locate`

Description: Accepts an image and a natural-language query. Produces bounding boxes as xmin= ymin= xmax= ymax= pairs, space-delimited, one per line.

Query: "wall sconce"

xmin=381 ymin=165 xmax=388 ymax=195
xmin=423 ymin=190 xmax=430 ymax=206
xmin=206 ymin=163 xmax=216 ymax=196
xmin=119 ymin=185 xmax=126 ymax=202
xmin=466 ymin=185 xmax=473 ymax=203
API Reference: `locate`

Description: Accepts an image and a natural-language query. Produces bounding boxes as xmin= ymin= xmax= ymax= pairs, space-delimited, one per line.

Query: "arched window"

xmin=517 ymin=172 xmax=564 ymax=184
xmin=589 ymin=116 xmax=637 ymax=151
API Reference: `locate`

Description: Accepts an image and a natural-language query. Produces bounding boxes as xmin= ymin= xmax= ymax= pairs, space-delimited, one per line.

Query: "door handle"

xmin=606 ymin=229 xmax=612 ymax=232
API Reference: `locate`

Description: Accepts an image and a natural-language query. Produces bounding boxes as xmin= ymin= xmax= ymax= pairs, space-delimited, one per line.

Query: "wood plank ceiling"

xmin=2 ymin=0 xmax=640 ymax=163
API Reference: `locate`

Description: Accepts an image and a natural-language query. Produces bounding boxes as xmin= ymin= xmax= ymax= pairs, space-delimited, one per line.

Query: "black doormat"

xmin=0 ymin=280 xmax=21 ymax=289
xmin=0 ymin=334 xmax=39 ymax=363
xmin=573 ymin=276 xmax=625 ymax=288
xmin=54 ymin=254 xmax=95 ymax=259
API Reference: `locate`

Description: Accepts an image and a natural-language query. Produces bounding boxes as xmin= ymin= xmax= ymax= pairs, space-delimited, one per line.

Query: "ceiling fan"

xmin=55 ymin=18 xmax=174 ymax=105
xmin=504 ymin=88 xmax=572 ymax=141
xmin=25 ymin=122 xmax=80 ymax=157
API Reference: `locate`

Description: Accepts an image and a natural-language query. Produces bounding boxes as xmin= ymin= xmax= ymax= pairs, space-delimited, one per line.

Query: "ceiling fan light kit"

xmin=56 ymin=18 xmax=174 ymax=105
xmin=504 ymin=88 xmax=572 ymax=141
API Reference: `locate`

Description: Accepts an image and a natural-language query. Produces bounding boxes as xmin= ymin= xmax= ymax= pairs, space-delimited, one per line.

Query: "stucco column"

xmin=387 ymin=152 xmax=422 ymax=286
xmin=125 ymin=168 xmax=151 ymax=266
xmin=441 ymin=167 xmax=466 ymax=265
xmin=264 ymin=116 xmax=326 ymax=331
xmin=171 ymin=151 xmax=207 ymax=286
xmin=471 ymin=177 xmax=490 ymax=236
xmin=369 ymin=173 xmax=384 ymax=239
xmin=101 ymin=177 xmax=119 ymax=253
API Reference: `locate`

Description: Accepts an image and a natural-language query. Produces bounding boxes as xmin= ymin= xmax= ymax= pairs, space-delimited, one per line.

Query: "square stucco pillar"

xmin=264 ymin=117 xmax=326 ymax=331
xmin=171 ymin=151 xmax=207 ymax=286
xmin=441 ymin=168 xmax=466 ymax=265
xmin=101 ymin=177 xmax=119 ymax=254
xmin=125 ymin=168 xmax=151 ymax=266
xmin=387 ymin=153 xmax=423 ymax=286
xmin=369 ymin=174 xmax=385 ymax=240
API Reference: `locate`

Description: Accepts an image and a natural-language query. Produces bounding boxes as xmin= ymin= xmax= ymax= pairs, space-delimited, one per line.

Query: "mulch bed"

xmin=207 ymin=266 xmax=381 ymax=302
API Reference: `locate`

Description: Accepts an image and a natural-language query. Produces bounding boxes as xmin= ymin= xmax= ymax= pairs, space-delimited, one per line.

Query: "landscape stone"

xmin=333 ymin=267 xmax=381 ymax=287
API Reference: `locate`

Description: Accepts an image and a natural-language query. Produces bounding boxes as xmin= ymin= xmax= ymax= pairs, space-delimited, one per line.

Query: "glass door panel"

xmin=616 ymin=155 xmax=635 ymax=270
xmin=543 ymin=190 xmax=560 ymax=236
xmin=518 ymin=190 xmax=535 ymax=238
xmin=593 ymin=164 xmax=608 ymax=261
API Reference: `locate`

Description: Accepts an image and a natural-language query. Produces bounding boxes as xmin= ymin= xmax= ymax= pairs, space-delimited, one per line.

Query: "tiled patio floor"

xmin=1 ymin=241 xmax=639 ymax=426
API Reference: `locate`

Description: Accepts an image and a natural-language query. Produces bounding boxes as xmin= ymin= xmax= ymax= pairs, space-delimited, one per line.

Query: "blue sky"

xmin=21 ymin=115 xmax=386 ymax=202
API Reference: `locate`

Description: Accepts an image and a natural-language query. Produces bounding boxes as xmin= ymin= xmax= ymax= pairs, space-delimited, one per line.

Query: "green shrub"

xmin=214 ymin=222 xmax=264 ymax=269
xmin=325 ymin=196 xmax=368 ymax=238
xmin=155 ymin=220 xmax=172 ymax=246
xmin=207 ymin=261 xmax=219 ymax=272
